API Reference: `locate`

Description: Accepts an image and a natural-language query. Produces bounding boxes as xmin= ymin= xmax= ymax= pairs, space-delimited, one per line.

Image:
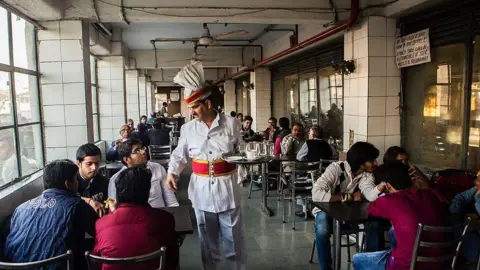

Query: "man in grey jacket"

xmin=311 ymin=142 xmax=386 ymax=270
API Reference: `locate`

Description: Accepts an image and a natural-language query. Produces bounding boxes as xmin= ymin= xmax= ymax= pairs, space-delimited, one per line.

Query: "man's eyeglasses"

xmin=131 ymin=146 xmax=147 ymax=154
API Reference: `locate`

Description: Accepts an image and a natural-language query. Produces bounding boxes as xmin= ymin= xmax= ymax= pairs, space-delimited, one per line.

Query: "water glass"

xmin=238 ymin=142 xmax=246 ymax=154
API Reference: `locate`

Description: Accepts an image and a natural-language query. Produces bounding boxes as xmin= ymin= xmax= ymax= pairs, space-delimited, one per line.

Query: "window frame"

xmin=90 ymin=55 xmax=100 ymax=143
xmin=0 ymin=11 xmax=44 ymax=191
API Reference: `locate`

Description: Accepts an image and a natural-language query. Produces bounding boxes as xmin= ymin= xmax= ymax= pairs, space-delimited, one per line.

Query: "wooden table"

xmin=160 ymin=205 xmax=194 ymax=235
xmin=312 ymin=201 xmax=370 ymax=270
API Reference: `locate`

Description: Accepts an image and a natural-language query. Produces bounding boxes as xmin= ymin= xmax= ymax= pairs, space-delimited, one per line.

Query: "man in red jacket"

xmin=352 ymin=163 xmax=446 ymax=270
xmin=92 ymin=167 xmax=179 ymax=270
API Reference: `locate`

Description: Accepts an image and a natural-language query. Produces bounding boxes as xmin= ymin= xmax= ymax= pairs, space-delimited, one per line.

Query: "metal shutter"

xmin=271 ymin=42 xmax=343 ymax=81
xmin=400 ymin=0 xmax=480 ymax=47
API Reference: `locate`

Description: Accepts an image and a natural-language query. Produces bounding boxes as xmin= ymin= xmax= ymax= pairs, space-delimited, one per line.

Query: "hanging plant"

xmin=332 ymin=60 xmax=356 ymax=76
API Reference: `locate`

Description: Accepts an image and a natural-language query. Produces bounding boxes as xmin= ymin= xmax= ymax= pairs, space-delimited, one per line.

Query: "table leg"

xmin=260 ymin=163 xmax=272 ymax=217
xmin=291 ymin=163 xmax=296 ymax=230
xmin=333 ymin=219 xmax=341 ymax=270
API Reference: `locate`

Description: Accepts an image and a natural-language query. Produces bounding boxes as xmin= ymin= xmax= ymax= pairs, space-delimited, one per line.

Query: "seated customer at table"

xmin=4 ymin=160 xmax=98 ymax=269
xmin=94 ymin=167 xmax=179 ymax=270
xmin=261 ymin=117 xmax=279 ymax=143
xmin=241 ymin=115 xmax=256 ymax=142
xmin=449 ymin=170 xmax=480 ymax=264
xmin=76 ymin=143 xmax=109 ymax=217
xmin=147 ymin=118 xmax=171 ymax=146
xmin=295 ymin=125 xmax=333 ymax=218
xmin=311 ymin=142 xmax=384 ymax=270
xmin=383 ymin=146 xmax=430 ymax=190
xmin=296 ymin=125 xmax=333 ymax=161
xmin=274 ymin=117 xmax=291 ymax=155
xmin=108 ymin=139 xmax=179 ymax=208
xmin=137 ymin=115 xmax=152 ymax=135
xmin=281 ymin=123 xmax=305 ymax=155
xmin=353 ymin=163 xmax=446 ymax=270
xmin=107 ymin=124 xmax=133 ymax=161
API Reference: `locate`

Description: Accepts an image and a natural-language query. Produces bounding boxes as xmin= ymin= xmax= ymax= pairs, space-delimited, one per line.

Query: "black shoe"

xmin=295 ymin=211 xmax=306 ymax=218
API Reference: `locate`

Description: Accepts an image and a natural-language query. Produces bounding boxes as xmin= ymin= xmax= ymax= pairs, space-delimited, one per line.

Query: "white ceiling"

xmin=114 ymin=22 xmax=293 ymax=50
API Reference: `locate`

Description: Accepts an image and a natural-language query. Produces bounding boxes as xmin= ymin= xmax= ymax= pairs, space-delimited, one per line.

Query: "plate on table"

xmin=222 ymin=153 xmax=246 ymax=162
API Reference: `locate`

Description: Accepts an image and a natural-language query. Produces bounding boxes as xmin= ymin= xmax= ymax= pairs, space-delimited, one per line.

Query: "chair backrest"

xmin=149 ymin=145 xmax=172 ymax=161
xmin=410 ymin=217 xmax=471 ymax=270
xmin=0 ymin=250 xmax=72 ymax=269
xmin=85 ymin=247 xmax=166 ymax=270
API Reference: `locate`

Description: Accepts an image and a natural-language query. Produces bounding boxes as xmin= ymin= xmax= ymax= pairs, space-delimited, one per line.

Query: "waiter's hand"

xmin=353 ymin=191 xmax=362 ymax=202
xmin=166 ymin=173 xmax=178 ymax=191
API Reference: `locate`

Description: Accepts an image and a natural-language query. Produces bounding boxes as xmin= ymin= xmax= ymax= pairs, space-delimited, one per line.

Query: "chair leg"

xmin=282 ymin=192 xmax=286 ymax=223
xmin=309 ymin=238 xmax=316 ymax=263
xmin=347 ymin=235 xmax=351 ymax=263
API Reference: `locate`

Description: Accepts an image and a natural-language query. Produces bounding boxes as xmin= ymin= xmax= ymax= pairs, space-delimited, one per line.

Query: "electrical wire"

xmin=96 ymin=0 xmax=341 ymax=18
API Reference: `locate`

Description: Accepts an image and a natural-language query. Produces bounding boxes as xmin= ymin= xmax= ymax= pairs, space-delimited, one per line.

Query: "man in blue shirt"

xmin=5 ymin=159 xmax=98 ymax=269
xmin=450 ymin=171 xmax=480 ymax=263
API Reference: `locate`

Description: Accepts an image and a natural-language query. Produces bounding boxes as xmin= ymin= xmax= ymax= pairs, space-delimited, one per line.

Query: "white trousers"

xmin=194 ymin=207 xmax=247 ymax=270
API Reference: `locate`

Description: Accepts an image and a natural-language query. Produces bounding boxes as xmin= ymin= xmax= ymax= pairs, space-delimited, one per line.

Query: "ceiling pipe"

xmin=195 ymin=44 xmax=263 ymax=61
xmin=215 ymin=0 xmax=359 ymax=84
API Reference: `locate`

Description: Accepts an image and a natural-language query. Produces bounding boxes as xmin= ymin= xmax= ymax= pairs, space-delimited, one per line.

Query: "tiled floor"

xmin=177 ymin=167 xmax=356 ymax=270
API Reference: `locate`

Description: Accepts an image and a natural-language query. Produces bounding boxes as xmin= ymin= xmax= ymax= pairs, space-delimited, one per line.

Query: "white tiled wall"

xmin=251 ymin=68 xmax=271 ymax=131
xmin=97 ymin=56 xmax=127 ymax=144
xmin=38 ymin=20 xmax=92 ymax=162
xmin=126 ymin=70 xmax=140 ymax=121
xmin=343 ymin=16 xmax=401 ymax=155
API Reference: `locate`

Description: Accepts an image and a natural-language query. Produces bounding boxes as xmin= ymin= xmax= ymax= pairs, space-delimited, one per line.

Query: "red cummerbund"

xmin=192 ymin=159 xmax=237 ymax=177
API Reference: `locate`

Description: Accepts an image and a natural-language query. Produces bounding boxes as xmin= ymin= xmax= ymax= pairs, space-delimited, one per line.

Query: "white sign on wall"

xmin=170 ymin=90 xmax=180 ymax=101
xmin=395 ymin=28 xmax=431 ymax=68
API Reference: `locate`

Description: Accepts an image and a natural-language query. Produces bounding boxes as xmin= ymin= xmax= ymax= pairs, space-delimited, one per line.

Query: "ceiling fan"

xmin=154 ymin=23 xmax=249 ymax=46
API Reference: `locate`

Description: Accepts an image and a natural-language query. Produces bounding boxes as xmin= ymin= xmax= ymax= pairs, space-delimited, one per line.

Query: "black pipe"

xmin=195 ymin=44 xmax=263 ymax=61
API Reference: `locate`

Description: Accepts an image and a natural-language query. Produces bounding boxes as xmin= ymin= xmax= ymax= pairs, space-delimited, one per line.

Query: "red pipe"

xmin=215 ymin=0 xmax=359 ymax=84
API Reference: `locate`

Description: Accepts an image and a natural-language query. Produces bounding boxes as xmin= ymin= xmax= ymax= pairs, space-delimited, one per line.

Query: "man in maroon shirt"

xmin=92 ymin=167 xmax=179 ymax=270
xmin=353 ymin=163 xmax=446 ymax=270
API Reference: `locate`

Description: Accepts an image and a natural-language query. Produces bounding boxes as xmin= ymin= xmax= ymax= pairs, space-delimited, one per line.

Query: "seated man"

xmin=108 ymin=139 xmax=179 ymax=208
xmin=76 ymin=143 xmax=109 ymax=217
xmin=311 ymin=142 xmax=385 ymax=270
xmin=137 ymin=115 xmax=152 ymax=135
xmin=281 ymin=123 xmax=305 ymax=155
xmin=93 ymin=167 xmax=179 ymax=270
xmin=383 ymin=146 xmax=430 ymax=190
xmin=107 ymin=124 xmax=132 ymax=161
xmin=353 ymin=163 xmax=446 ymax=270
xmin=241 ymin=115 xmax=256 ymax=142
xmin=295 ymin=125 xmax=333 ymax=218
xmin=261 ymin=117 xmax=279 ymax=143
xmin=449 ymin=170 xmax=480 ymax=264
xmin=147 ymin=118 xmax=170 ymax=146
xmin=296 ymin=125 xmax=333 ymax=161
xmin=4 ymin=159 xmax=98 ymax=269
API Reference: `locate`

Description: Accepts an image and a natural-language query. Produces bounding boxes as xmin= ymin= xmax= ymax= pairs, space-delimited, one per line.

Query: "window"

xmin=0 ymin=9 xmax=43 ymax=189
xmin=90 ymin=55 xmax=99 ymax=142
xmin=299 ymin=72 xmax=317 ymax=129
xmin=467 ymin=36 xmax=480 ymax=171
xmin=318 ymin=68 xmax=343 ymax=141
xmin=404 ymin=44 xmax=465 ymax=169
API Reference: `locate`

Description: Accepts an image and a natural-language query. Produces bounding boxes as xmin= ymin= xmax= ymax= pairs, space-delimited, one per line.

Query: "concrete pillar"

xmin=146 ymin=80 xmax=153 ymax=114
xmin=126 ymin=70 xmax=139 ymax=121
xmin=139 ymin=74 xmax=147 ymax=117
xmin=97 ymin=56 xmax=126 ymax=145
xmin=250 ymin=68 xmax=272 ymax=131
xmin=224 ymin=80 xmax=236 ymax=115
xmin=38 ymin=20 xmax=93 ymax=161
xmin=343 ymin=16 xmax=400 ymax=156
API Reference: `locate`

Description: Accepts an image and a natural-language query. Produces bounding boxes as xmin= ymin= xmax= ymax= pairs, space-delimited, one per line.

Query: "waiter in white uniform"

xmin=166 ymin=62 xmax=246 ymax=270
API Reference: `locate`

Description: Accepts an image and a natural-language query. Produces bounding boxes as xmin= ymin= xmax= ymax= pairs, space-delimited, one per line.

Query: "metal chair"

xmin=309 ymin=232 xmax=358 ymax=264
xmin=0 ymin=250 xmax=73 ymax=269
xmin=281 ymin=161 xmax=322 ymax=229
xmin=85 ymin=247 xmax=167 ymax=270
xmin=148 ymin=145 xmax=172 ymax=168
xmin=410 ymin=217 xmax=471 ymax=270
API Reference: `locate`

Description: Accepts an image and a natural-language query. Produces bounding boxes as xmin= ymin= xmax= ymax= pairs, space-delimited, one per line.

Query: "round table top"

xmin=222 ymin=153 xmax=275 ymax=165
